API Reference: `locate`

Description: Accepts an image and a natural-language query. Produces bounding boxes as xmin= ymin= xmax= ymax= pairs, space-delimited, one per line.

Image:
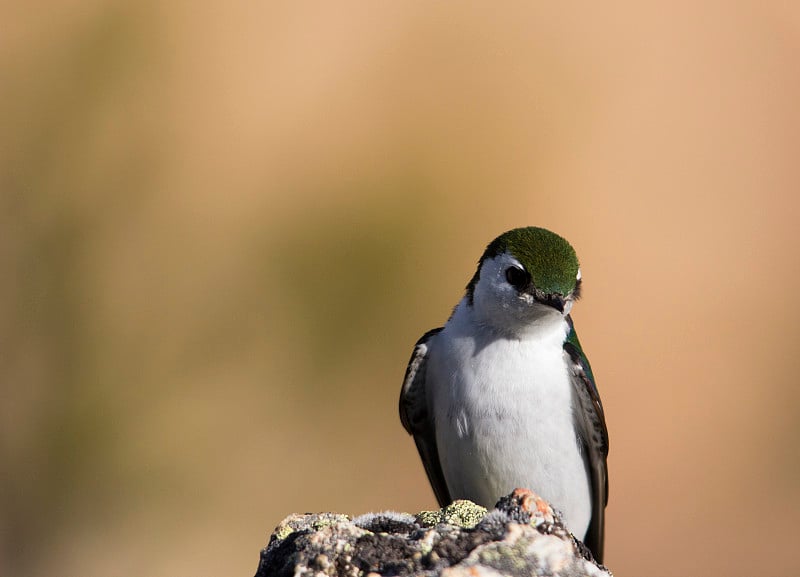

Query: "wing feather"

xmin=399 ymin=327 xmax=450 ymax=507
xmin=564 ymin=315 xmax=609 ymax=564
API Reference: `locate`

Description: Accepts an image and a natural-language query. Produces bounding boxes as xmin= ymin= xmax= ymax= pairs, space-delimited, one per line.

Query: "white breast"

xmin=428 ymin=299 xmax=592 ymax=539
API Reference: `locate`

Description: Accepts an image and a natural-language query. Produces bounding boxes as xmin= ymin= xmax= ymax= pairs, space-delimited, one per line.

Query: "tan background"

xmin=2 ymin=2 xmax=799 ymax=576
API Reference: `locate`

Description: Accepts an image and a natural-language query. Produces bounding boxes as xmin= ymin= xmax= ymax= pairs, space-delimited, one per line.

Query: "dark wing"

xmin=399 ymin=327 xmax=451 ymax=507
xmin=563 ymin=315 xmax=609 ymax=564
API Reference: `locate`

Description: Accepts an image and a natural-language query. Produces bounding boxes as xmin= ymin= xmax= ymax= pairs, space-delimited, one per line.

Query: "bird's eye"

xmin=505 ymin=266 xmax=529 ymax=290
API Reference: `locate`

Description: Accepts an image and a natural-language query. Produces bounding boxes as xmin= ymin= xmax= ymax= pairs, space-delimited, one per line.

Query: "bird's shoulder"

xmin=399 ymin=327 xmax=443 ymax=434
xmin=562 ymin=316 xmax=606 ymax=443
xmin=564 ymin=315 xmax=608 ymax=432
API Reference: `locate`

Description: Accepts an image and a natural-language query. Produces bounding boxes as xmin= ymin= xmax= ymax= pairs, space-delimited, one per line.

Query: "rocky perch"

xmin=255 ymin=489 xmax=611 ymax=577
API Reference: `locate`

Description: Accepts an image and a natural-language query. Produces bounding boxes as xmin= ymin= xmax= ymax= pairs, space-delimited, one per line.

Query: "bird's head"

xmin=466 ymin=227 xmax=582 ymax=334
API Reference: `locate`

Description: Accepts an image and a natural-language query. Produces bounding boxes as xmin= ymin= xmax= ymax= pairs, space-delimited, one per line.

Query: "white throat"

xmin=470 ymin=254 xmax=568 ymax=339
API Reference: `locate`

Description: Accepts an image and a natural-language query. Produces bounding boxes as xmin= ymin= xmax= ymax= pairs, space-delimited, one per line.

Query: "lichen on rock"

xmin=255 ymin=489 xmax=611 ymax=577
xmin=415 ymin=499 xmax=487 ymax=529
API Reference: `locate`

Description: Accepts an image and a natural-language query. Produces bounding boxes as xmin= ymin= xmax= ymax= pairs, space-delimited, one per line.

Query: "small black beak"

xmin=534 ymin=293 xmax=566 ymax=313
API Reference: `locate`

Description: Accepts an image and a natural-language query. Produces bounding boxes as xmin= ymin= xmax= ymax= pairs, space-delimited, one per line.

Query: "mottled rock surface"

xmin=255 ymin=489 xmax=611 ymax=577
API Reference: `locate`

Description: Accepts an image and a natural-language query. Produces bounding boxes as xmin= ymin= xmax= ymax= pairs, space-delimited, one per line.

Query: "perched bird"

xmin=399 ymin=227 xmax=609 ymax=562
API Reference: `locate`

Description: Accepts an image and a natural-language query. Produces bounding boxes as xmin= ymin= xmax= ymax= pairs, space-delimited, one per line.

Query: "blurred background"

xmin=2 ymin=2 xmax=799 ymax=576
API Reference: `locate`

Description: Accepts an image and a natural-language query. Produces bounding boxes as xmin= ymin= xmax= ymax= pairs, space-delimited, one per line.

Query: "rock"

xmin=255 ymin=489 xmax=611 ymax=577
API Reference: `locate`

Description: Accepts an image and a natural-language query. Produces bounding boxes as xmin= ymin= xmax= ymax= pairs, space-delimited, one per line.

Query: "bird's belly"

xmin=433 ymin=341 xmax=591 ymax=539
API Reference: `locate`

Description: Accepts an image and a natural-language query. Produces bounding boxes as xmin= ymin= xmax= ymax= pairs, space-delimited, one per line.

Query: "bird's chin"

xmin=527 ymin=301 xmax=566 ymax=320
xmin=518 ymin=293 xmax=565 ymax=317
xmin=527 ymin=294 xmax=573 ymax=317
xmin=498 ymin=301 xmax=565 ymax=334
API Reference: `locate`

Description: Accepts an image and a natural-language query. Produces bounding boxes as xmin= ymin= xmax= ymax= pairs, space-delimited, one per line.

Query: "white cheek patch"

xmin=576 ymin=268 xmax=582 ymax=281
xmin=474 ymin=254 xmax=527 ymax=316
